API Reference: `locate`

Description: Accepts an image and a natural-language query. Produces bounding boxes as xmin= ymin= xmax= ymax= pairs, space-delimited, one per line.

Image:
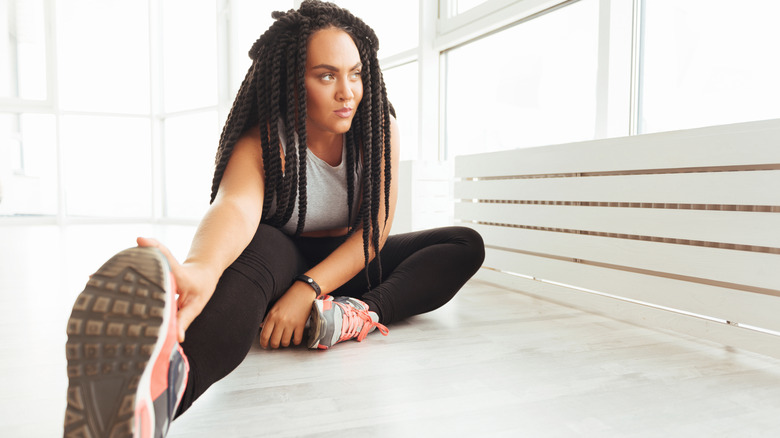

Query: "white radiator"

xmin=454 ymin=119 xmax=780 ymax=358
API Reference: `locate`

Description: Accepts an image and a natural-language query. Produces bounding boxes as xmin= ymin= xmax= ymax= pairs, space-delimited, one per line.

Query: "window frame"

xmin=2 ymin=0 xmax=778 ymax=224
xmin=436 ymin=0 xmax=640 ymax=160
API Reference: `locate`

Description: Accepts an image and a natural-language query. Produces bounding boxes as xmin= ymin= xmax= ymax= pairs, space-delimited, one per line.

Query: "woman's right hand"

xmin=137 ymin=237 xmax=218 ymax=343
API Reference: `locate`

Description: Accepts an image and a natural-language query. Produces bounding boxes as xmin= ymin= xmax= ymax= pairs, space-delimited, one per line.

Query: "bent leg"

xmin=336 ymin=226 xmax=485 ymax=323
xmin=175 ymin=224 xmax=306 ymax=416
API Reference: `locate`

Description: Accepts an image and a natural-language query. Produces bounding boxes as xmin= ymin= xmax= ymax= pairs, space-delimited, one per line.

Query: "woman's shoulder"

xmin=237 ymin=125 xmax=263 ymax=147
xmin=226 ymin=126 xmax=265 ymax=169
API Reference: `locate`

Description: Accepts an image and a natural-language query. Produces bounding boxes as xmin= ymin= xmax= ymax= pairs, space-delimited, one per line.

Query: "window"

xmin=382 ymin=61 xmax=419 ymax=161
xmin=162 ymin=0 xmax=218 ymax=113
xmin=329 ymin=0 xmax=419 ymax=58
xmin=1 ymin=0 xmax=47 ymax=100
xmin=229 ymin=0 xmax=293 ymax=98
xmin=453 ymin=0 xmax=489 ymax=15
xmin=161 ymin=0 xmax=221 ymax=221
xmin=5 ymin=0 xmax=779 ymax=222
xmin=0 ymin=113 xmax=57 ymax=215
xmin=56 ymin=0 xmax=150 ymax=114
xmin=60 ymin=116 xmax=152 ymax=218
xmin=163 ymin=111 xmax=218 ymax=219
xmin=639 ymin=0 xmax=780 ymax=133
xmin=444 ymin=0 xmax=599 ymax=158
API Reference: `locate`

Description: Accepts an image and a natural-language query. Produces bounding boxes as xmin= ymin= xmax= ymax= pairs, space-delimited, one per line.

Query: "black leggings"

xmin=175 ymin=225 xmax=484 ymax=416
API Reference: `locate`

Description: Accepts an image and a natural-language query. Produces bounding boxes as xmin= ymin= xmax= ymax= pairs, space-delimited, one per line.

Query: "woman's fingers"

xmin=259 ymin=320 xmax=273 ymax=349
xmin=136 ymin=237 xmax=192 ymax=341
xmin=260 ymin=287 xmax=315 ymax=349
xmin=293 ymin=325 xmax=304 ymax=346
xmin=176 ymin=296 xmax=202 ymax=343
xmin=268 ymin=325 xmax=285 ymax=349
xmin=259 ymin=319 xmax=299 ymax=349
xmin=137 ymin=236 xmax=181 ymax=268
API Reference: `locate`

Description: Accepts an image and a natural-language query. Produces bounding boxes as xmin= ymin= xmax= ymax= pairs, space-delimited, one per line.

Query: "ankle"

xmin=362 ymin=299 xmax=383 ymax=323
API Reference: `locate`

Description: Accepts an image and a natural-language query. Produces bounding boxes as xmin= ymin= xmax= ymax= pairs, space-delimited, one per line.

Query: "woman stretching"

xmin=63 ymin=1 xmax=484 ymax=437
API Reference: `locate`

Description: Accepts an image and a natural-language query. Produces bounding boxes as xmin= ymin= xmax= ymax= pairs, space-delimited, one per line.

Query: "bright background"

xmin=1 ymin=0 xmax=779 ymax=222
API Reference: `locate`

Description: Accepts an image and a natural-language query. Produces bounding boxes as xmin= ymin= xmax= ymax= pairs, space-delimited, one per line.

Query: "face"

xmin=304 ymin=27 xmax=364 ymax=138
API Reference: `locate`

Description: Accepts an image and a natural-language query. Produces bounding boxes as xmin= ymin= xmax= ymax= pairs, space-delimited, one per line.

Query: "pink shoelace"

xmin=334 ymin=301 xmax=389 ymax=343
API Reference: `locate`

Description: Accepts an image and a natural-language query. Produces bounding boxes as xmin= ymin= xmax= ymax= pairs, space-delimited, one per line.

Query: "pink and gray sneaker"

xmin=307 ymin=296 xmax=389 ymax=349
xmin=64 ymin=247 xmax=189 ymax=438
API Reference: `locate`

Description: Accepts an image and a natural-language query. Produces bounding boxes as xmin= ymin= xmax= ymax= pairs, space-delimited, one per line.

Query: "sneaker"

xmin=307 ymin=296 xmax=389 ymax=349
xmin=64 ymin=247 xmax=189 ymax=438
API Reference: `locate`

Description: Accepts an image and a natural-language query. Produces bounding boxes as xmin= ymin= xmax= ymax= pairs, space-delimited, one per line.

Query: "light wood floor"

xmin=2 ymin=224 xmax=780 ymax=437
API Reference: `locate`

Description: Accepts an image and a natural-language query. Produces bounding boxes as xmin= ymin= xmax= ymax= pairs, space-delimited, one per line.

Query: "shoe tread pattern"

xmin=64 ymin=247 xmax=167 ymax=438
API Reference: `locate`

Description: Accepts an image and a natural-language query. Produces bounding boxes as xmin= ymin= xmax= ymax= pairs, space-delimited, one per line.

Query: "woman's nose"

xmin=336 ymin=82 xmax=354 ymax=101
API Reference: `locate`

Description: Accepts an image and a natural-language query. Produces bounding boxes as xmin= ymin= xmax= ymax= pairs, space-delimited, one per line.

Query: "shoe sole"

xmin=64 ymin=247 xmax=172 ymax=438
xmin=306 ymin=300 xmax=328 ymax=349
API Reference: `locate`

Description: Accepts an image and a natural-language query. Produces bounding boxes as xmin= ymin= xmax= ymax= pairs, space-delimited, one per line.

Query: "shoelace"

xmin=334 ymin=301 xmax=389 ymax=343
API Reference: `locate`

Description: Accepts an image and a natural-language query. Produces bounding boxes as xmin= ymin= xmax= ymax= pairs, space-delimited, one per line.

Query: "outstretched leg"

xmin=64 ymin=247 xmax=187 ymax=438
xmin=175 ymin=224 xmax=307 ymax=416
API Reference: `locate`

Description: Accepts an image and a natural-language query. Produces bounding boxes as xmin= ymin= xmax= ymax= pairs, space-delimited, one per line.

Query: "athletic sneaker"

xmin=64 ymin=247 xmax=189 ymax=438
xmin=307 ymin=296 xmax=389 ymax=349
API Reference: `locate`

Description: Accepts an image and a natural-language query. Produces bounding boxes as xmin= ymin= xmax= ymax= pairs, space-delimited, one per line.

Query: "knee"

xmin=451 ymin=226 xmax=485 ymax=271
xmin=247 ymin=223 xmax=288 ymax=249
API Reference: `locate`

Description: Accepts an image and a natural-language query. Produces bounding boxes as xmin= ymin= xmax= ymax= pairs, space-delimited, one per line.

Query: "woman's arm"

xmin=260 ymin=116 xmax=401 ymax=348
xmin=184 ymin=129 xmax=266 ymax=286
xmin=140 ymin=128 xmax=266 ymax=342
xmin=304 ymin=115 xmax=401 ymax=293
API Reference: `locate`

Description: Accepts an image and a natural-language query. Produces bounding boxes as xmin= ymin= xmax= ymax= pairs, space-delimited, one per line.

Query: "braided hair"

xmin=210 ymin=0 xmax=395 ymax=285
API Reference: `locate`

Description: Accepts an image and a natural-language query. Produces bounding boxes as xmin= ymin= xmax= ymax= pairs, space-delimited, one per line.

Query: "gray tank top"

xmin=269 ymin=127 xmax=362 ymax=235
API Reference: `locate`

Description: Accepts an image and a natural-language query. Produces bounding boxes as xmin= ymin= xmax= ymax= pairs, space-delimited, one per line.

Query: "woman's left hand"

xmin=259 ymin=284 xmax=317 ymax=349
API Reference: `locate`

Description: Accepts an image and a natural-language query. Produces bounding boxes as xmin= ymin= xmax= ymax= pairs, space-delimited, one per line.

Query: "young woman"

xmin=63 ymin=1 xmax=484 ymax=436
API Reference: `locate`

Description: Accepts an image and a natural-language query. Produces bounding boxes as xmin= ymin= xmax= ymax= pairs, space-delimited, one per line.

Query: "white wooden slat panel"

xmin=473 ymin=269 xmax=780 ymax=360
xmin=454 ymin=119 xmax=780 ymax=178
xmin=454 ymin=202 xmax=780 ymax=248
xmin=469 ymin=223 xmax=780 ymax=291
xmin=455 ymin=170 xmax=780 ymax=206
xmin=480 ymin=248 xmax=780 ymax=334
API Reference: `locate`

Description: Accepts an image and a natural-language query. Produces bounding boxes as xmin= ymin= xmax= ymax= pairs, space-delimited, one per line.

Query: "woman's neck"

xmin=306 ymin=130 xmax=344 ymax=167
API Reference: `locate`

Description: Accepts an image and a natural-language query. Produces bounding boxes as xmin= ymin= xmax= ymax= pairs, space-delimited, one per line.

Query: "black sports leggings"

xmin=175 ymin=224 xmax=484 ymax=416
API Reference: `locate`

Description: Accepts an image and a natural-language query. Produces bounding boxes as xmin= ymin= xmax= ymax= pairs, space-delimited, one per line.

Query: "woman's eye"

xmin=321 ymin=73 xmax=335 ymax=81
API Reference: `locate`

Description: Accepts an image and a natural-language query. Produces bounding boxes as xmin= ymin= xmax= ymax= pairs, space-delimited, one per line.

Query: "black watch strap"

xmin=295 ymin=274 xmax=322 ymax=297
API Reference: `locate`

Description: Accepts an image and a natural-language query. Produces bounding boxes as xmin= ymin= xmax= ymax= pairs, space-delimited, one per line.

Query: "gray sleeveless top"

xmin=268 ymin=127 xmax=362 ymax=235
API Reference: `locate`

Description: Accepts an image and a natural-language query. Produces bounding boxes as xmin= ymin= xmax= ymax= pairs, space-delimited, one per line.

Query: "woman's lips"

xmin=334 ymin=107 xmax=353 ymax=118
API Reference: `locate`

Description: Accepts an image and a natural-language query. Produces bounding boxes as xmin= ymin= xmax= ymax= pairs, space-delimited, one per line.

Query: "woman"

xmin=63 ymin=1 xmax=484 ymax=437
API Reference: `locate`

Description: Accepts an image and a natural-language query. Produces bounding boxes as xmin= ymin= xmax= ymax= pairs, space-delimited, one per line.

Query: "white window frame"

xmin=435 ymin=0 xmax=640 ymax=160
xmin=2 ymin=0 xmax=777 ymax=225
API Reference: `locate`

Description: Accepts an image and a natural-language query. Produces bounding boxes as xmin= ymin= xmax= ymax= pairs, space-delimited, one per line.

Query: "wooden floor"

xmin=2 ymin=223 xmax=780 ymax=437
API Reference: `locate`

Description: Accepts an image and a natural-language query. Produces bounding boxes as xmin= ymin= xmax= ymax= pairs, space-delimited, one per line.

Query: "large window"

xmin=3 ymin=0 xmax=780 ymax=221
xmin=331 ymin=1 xmax=421 ymax=161
xmin=382 ymin=61 xmax=419 ymax=161
xmin=60 ymin=116 xmax=153 ymax=218
xmin=161 ymin=0 xmax=221 ymax=220
xmin=444 ymin=0 xmax=599 ymax=158
xmin=0 ymin=113 xmax=57 ymax=215
xmin=162 ymin=0 xmax=217 ymax=113
xmin=1 ymin=0 xmax=46 ymax=100
xmin=442 ymin=0 xmax=780 ymax=157
xmin=1 ymin=0 xmax=54 ymax=217
xmin=639 ymin=0 xmax=780 ymax=133
xmin=229 ymin=0 xmax=293 ymax=98
xmin=164 ymin=111 xmax=219 ymax=219
xmin=331 ymin=0 xmax=419 ymax=58
xmin=57 ymin=0 xmax=150 ymax=114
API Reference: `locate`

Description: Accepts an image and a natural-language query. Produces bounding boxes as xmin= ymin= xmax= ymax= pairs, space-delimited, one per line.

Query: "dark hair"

xmin=210 ymin=0 xmax=394 ymax=284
